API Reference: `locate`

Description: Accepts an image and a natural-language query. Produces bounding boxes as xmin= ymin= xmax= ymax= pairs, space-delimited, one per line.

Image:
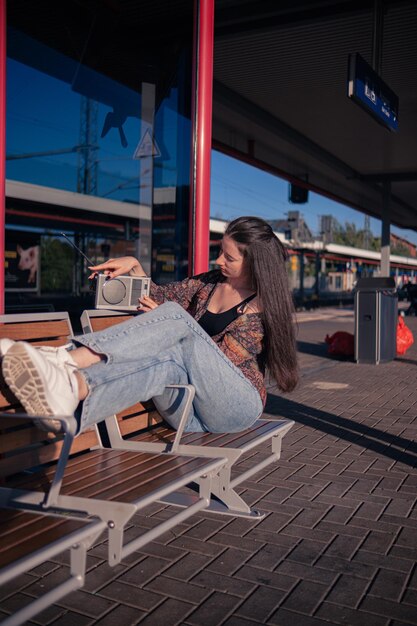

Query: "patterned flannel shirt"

xmin=150 ymin=270 xmax=267 ymax=406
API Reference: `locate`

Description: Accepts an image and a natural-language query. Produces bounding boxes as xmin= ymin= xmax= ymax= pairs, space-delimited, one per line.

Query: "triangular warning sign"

xmin=133 ymin=128 xmax=161 ymax=159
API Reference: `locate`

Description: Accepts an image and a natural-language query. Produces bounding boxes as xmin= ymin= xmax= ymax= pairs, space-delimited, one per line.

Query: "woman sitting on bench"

xmin=1 ymin=216 xmax=298 ymax=434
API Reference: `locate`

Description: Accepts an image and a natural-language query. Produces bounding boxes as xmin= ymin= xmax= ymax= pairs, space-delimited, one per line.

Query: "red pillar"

xmin=0 ymin=0 xmax=5 ymax=313
xmin=189 ymin=0 xmax=214 ymax=275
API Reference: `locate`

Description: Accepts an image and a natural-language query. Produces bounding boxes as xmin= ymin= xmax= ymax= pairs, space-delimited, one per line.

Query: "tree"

xmin=331 ymin=221 xmax=383 ymax=250
xmin=41 ymin=237 xmax=74 ymax=292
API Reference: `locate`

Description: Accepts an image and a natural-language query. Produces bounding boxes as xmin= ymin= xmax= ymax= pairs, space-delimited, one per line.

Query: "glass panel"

xmin=5 ymin=1 xmax=193 ymax=322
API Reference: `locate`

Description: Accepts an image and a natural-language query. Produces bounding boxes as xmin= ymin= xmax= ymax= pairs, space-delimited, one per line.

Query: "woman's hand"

xmin=137 ymin=295 xmax=159 ymax=312
xmin=88 ymin=256 xmax=145 ymax=280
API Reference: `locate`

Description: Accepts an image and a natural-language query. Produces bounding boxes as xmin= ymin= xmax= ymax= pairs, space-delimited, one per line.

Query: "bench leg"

xmin=1 ymin=527 xmax=103 ymax=626
xmin=160 ymin=434 xmax=288 ymax=519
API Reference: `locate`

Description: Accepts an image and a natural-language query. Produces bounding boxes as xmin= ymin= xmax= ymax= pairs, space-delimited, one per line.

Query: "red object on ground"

xmin=397 ymin=316 xmax=414 ymax=355
xmin=325 ymin=331 xmax=354 ymax=357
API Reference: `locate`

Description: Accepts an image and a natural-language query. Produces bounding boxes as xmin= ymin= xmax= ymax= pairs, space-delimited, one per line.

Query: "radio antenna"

xmin=61 ymin=233 xmax=95 ymax=266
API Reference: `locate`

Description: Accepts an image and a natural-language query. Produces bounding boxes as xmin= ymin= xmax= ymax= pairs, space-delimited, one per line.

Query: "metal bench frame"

xmin=0 ymin=515 xmax=105 ymax=626
xmin=81 ymin=309 xmax=295 ymax=519
xmin=0 ymin=311 xmax=226 ymax=626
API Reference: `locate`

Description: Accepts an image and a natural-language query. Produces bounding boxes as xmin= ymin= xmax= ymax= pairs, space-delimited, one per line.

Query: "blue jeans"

xmin=73 ymin=302 xmax=263 ymax=433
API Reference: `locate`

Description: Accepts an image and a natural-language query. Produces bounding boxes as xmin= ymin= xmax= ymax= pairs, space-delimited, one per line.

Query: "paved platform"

xmin=1 ymin=311 xmax=416 ymax=625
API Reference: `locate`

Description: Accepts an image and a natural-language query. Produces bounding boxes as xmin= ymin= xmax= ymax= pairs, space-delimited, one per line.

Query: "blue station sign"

xmin=348 ymin=53 xmax=399 ymax=132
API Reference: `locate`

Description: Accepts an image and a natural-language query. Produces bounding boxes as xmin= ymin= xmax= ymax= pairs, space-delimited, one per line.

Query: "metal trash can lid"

xmin=355 ymin=277 xmax=396 ymax=290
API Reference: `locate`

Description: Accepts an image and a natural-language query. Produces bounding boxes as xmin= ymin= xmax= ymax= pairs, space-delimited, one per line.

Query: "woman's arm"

xmin=88 ymin=256 xmax=146 ymax=279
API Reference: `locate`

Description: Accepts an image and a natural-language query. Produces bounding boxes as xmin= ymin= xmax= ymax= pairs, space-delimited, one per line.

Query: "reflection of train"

xmin=5 ymin=180 xmax=417 ymax=315
xmin=209 ymin=218 xmax=417 ymax=305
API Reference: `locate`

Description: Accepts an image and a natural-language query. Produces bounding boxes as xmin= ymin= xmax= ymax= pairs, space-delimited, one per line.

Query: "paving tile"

xmin=316 ymin=520 xmax=369 ymax=538
xmin=206 ymin=547 xmax=252 ymax=575
xmin=322 ymin=534 xmax=365 ymax=560
xmin=279 ymin=524 xmax=334 ymax=543
xmin=353 ymin=550 xmax=416 ymax=574
xmin=0 ymin=592 xmax=65 ymax=624
xmin=235 ymin=585 xmax=286 ymax=621
xmin=138 ymin=541 xmax=187 ymax=561
xmin=383 ymin=498 xmax=415 ymax=517
xmin=83 ymin=562 xmax=126 ymax=593
xmin=268 ymin=607 xmax=337 ymax=626
xmin=315 ymin=602 xmax=390 ymax=625
xmin=169 ymin=535 xmax=225 ymax=557
xmin=320 ymin=503 xmax=358 ymax=524
xmin=28 ymin=561 xmax=61 ymax=578
xmin=246 ymin=543 xmax=292 ymax=570
xmin=359 ymin=530 xmax=397 ymax=554
xmin=276 ymin=560 xmax=338 ymax=585
xmin=401 ymin=588 xmax=417 ymax=606
xmin=49 ymin=611 xmax=95 ymax=626
xmin=314 ymin=556 xmax=377 ymax=580
xmin=286 ymin=505 xmax=330 ymax=528
xmin=409 ymin=565 xmax=417 ymax=589
xmin=207 ymin=531 xmax=265 ymax=552
xmin=91 ymin=604 xmax=146 ymax=625
xmin=139 ymin=598 xmax=194 ymax=625
xmin=360 ymin=596 xmax=417 ymax=622
xmin=280 ymin=580 xmax=329 ymax=615
xmin=98 ymin=580 xmax=162 ymax=611
xmin=185 ymin=592 xmax=242 ymax=625
xmin=395 ymin=526 xmax=417 ymax=549
xmin=368 ymin=569 xmax=409 ymax=601
xmin=163 ymin=552 xmax=214 ymax=582
xmin=183 ymin=518 xmax=228 ymax=541
xmin=191 ymin=569 xmax=256 ymax=597
xmin=0 ymin=573 xmax=35 ymax=601
xmin=323 ymin=573 xmax=370 ymax=608
xmin=145 ymin=575 xmax=211 ymax=604
xmin=119 ymin=557 xmax=171 ymax=586
xmin=285 ymin=538 xmax=328 ymax=565
xmin=254 ymin=512 xmax=295 ymax=533
xmin=234 ymin=564 xmax=297 ymax=592
xmin=221 ymin=617 xmax=257 ymax=626
xmin=350 ymin=501 xmax=389 ymax=521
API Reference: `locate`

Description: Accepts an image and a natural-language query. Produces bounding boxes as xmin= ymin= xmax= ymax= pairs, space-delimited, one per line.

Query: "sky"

xmin=210 ymin=151 xmax=417 ymax=246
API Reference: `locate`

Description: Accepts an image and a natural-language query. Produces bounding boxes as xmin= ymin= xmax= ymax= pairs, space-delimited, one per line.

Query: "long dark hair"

xmin=225 ymin=216 xmax=298 ymax=392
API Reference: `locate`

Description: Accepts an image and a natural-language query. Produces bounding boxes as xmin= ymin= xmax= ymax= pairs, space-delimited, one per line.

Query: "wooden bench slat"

xmin=10 ymin=449 xmax=193 ymax=500
xmin=0 ymin=429 xmax=100 ymax=479
xmin=0 ymin=319 xmax=71 ymax=339
xmin=7 ymin=446 xmax=214 ymax=507
xmin=9 ymin=448 xmax=132 ymax=489
xmin=0 ymin=517 xmax=89 ymax=568
xmin=88 ymin=315 xmax=136 ymax=333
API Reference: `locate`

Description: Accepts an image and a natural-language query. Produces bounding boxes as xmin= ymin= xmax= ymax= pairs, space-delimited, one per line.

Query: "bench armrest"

xmin=164 ymin=384 xmax=195 ymax=453
xmin=0 ymin=412 xmax=78 ymax=508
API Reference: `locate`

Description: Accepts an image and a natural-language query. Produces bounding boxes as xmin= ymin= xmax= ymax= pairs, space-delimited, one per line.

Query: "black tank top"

xmin=198 ymin=293 xmax=257 ymax=337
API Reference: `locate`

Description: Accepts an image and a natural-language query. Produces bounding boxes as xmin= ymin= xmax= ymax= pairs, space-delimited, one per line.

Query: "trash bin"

xmin=354 ymin=277 xmax=398 ymax=364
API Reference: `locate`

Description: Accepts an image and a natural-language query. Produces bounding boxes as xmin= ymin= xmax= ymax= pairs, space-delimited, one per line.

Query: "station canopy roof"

xmin=7 ymin=0 xmax=417 ymax=232
xmin=213 ymin=0 xmax=417 ymax=231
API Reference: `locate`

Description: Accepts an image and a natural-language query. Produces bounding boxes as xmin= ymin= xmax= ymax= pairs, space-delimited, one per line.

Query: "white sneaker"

xmin=1 ymin=341 xmax=79 ymax=433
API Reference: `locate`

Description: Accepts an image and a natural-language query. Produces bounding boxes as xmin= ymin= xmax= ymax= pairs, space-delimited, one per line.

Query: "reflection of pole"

xmin=77 ymin=97 xmax=98 ymax=195
xmin=0 ymin=0 xmax=5 ymax=313
xmin=138 ymin=82 xmax=155 ymax=277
